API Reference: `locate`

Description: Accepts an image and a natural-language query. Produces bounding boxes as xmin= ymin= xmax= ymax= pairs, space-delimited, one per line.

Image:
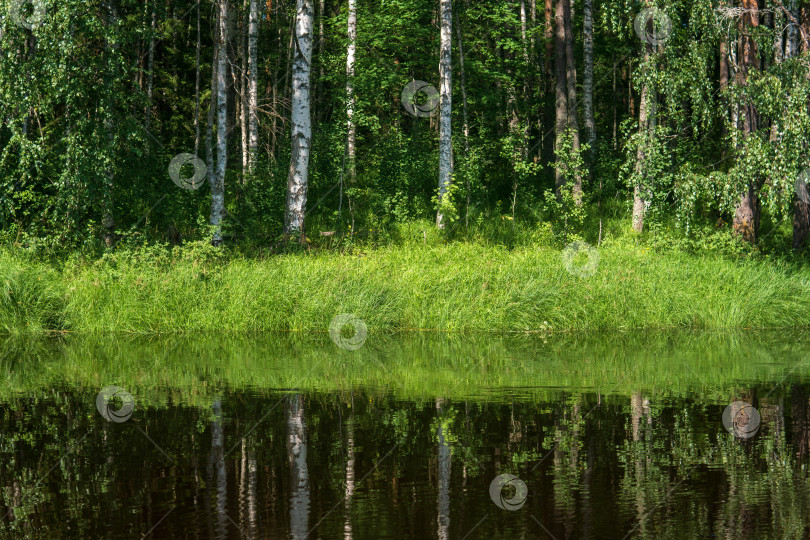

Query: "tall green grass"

xmin=0 ymin=254 xmax=64 ymax=333
xmin=1 ymin=239 xmax=809 ymax=334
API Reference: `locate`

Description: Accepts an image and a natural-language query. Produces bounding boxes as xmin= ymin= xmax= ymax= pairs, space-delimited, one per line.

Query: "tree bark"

xmin=583 ymin=0 xmax=595 ymax=161
xmin=553 ymin=0 xmax=568 ymax=198
xmin=732 ymin=0 xmax=761 ymax=243
xmin=632 ymin=14 xmax=654 ymax=233
xmin=194 ymin=0 xmax=202 ymax=156
xmin=562 ymin=0 xmax=582 ymax=203
xmin=248 ymin=0 xmax=259 ymax=175
xmin=103 ymin=1 xmax=119 ymax=248
xmin=346 ymin=0 xmax=357 ymax=183
xmin=145 ymin=0 xmax=156 ymax=130
xmin=211 ymin=0 xmax=229 ymax=246
xmin=284 ymin=0 xmax=314 ymax=237
xmin=545 ymin=0 xmax=554 ymax=78
xmin=240 ymin=0 xmax=249 ymax=182
xmin=436 ymin=0 xmax=453 ymax=229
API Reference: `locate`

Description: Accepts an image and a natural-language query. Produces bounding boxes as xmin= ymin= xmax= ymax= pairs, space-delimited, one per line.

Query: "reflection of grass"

xmin=1 ymin=330 xmax=809 ymax=406
xmin=1 ymin=242 xmax=810 ymax=335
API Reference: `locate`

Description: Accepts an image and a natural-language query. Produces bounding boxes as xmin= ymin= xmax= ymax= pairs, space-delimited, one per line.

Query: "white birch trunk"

xmin=248 ymin=0 xmax=259 ymax=174
xmin=240 ymin=1 xmax=249 ymax=181
xmin=211 ymin=0 xmax=229 ymax=246
xmin=436 ymin=0 xmax=453 ymax=229
xmin=284 ymin=0 xmax=314 ymax=237
xmin=346 ymin=0 xmax=357 ymax=183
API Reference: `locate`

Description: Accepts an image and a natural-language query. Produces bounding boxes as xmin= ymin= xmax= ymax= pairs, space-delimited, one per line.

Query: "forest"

xmin=5 ymin=3 xmax=810 ymax=538
xmin=0 ymin=0 xmax=809 ymax=255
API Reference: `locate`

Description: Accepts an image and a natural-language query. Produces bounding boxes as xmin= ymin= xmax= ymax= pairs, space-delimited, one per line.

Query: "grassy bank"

xmin=2 ymin=235 xmax=810 ymax=334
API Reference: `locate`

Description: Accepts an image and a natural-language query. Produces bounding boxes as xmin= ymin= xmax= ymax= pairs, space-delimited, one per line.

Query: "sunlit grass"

xmin=1 ymin=238 xmax=809 ymax=335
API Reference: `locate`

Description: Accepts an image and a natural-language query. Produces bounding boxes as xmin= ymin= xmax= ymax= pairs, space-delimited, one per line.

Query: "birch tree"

xmin=631 ymin=9 xmax=654 ymax=233
xmin=553 ymin=0 xmax=568 ymax=197
xmin=346 ymin=0 xmax=357 ymax=183
xmin=284 ymin=0 xmax=315 ymax=238
xmin=247 ymin=0 xmax=259 ymax=175
xmin=211 ymin=0 xmax=229 ymax=246
xmin=436 ymin=0 xmax=453 ymax=229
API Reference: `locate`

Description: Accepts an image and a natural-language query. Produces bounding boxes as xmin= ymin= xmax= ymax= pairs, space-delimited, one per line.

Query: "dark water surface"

xmin=1 ymin=331 xmax=810 ymax=539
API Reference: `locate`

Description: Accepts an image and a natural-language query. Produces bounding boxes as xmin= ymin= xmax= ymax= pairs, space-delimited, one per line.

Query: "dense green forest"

xmin=1 ymin=0 xmax=810 ymax=255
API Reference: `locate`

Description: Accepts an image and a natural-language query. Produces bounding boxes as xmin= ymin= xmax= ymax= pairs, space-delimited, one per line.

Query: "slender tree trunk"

xmin=317 ymin=0 xmax=326 ymax=118
xmin=145 ymin=0 xmax=156 ymax=130
xmin=732 ymin=0 xmax=761 ymax=243
xmin=719 ymin=37 xmax=729 ymax=146
xmin=436 ymin=0 xmax=453 ymax=229
xmin=583 ymin=0 xmax=595 ymax=163
xmin=562 ymin=0 xmax=582 ymax=203
xmin=284 ymin=0 xmax=314 ymax=238
xmin=553 ymin=0 xmax=568 ymax=198
xmin=206 ymin=11 xmax=220 ymax=196
xmin=211 ymin=0 xmax=229 ymax=246
xmin=346 ymin=0 xmax=357 ymax=183
xmin=240 ymin=0 xmax=249 ymax=182
xmin=545 ymin=0 xmax=553 ymax=78
xmin=248 ymin=0 xmax=259 ymax=175
xmin=103 ymin=1 xmax=119 ymax=248
xmin=793 ymin=2 xmax=810 ymax=248
xmin=612 ymin=59 xmax=617 ymax=147
xmin=455 ymin=12 xmax=471 ymax=228
xmin=632 ymin=18 xmax=653 ymax=233
xmin=194 ymin=0 xmax=202 ymax=156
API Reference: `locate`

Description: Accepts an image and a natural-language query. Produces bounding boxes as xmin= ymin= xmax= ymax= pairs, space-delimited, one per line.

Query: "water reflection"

xmin=0 ymin=332 xmax=808 ymax=538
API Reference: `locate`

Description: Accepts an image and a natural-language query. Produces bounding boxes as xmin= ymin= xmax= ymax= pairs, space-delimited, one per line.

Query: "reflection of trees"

xmin=208 ymin=398 xmax=227 ymax=539
xmin=436 ymin=399 xmax=451 ymax=540
xmin=286 ymin=394 xmax=310 ymax=540
xmin=1 ymin=385 xmax=810 ymax=537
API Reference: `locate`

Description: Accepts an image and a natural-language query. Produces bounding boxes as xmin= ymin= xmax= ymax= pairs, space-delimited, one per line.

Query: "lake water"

xmin=1 ymin=330 xmax=810 ymax=538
